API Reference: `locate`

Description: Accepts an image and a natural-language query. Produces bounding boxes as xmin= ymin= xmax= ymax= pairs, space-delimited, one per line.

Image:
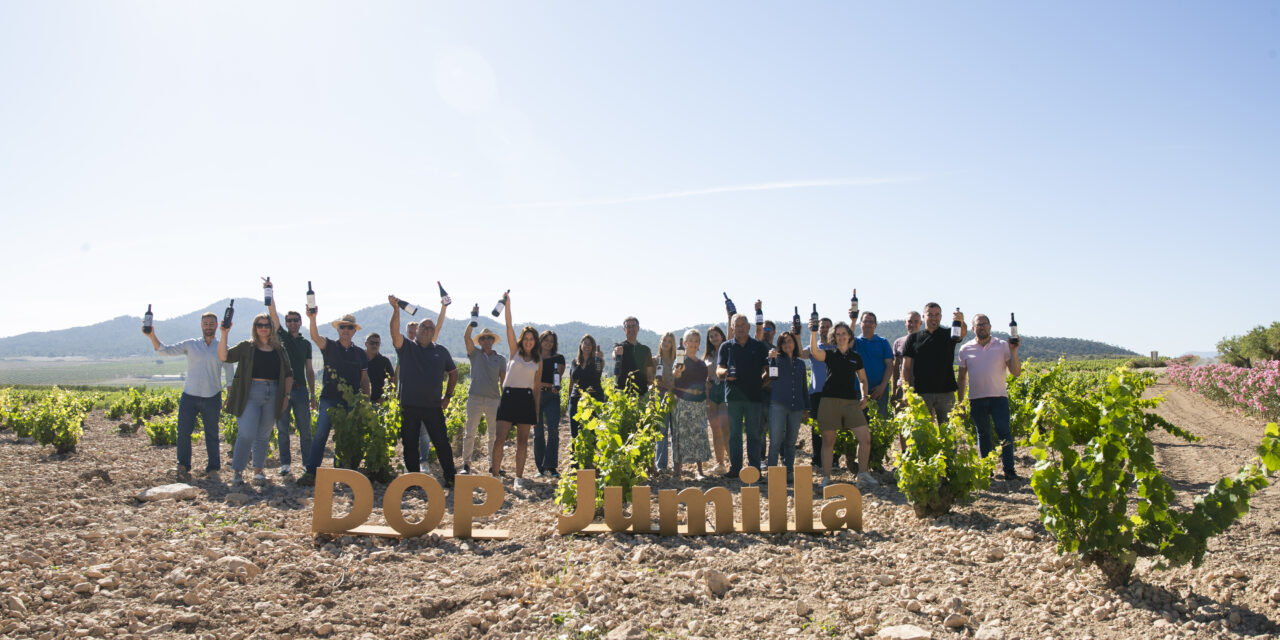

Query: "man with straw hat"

xmin=457 ymin=312 xmax=506 ymax=475
xmin=297 ymin=309 xmax=370 ymax=486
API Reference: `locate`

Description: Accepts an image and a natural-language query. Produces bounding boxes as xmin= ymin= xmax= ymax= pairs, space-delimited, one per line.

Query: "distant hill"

xmin=0 ymin=300 xmax=1137 ymax=364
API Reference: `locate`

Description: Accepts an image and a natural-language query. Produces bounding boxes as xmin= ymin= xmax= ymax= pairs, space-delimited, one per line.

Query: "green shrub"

xmin=329 ymin=383 xmax=398 ymax=483
xmin=554 ymin=380 xmax=667 ymax=512
xmin=13 ymin=387 xmax=91 ymax=454
xmin=1029 ymin=367 xmax=1280 ymax=587
xmin=893 ymin=389 xmax=998 ymax=518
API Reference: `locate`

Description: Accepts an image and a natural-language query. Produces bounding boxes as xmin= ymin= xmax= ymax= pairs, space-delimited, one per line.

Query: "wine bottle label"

xmin=1010 ymin=327 xmax=1019 ymax=338
xmin=554 ymin=373 xmax=561 ymax=385
xmin=769 ymin=366 xmax=779 ymax=377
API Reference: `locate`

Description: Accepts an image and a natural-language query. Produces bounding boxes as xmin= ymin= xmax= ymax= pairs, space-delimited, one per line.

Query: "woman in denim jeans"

xmin=219 ymin=313 xmax=293 ymax=485
xmin=703 ymin=325 xmax=730 ymax=475
xmin=534 ymin=330 xmax=565 ymax=478
xmin=766 ymin=331 xmax=810 ymax=482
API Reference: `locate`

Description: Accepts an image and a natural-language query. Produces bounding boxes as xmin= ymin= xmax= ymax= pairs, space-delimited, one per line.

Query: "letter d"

xmin=311 ymin=468 xmax=374 ymax=534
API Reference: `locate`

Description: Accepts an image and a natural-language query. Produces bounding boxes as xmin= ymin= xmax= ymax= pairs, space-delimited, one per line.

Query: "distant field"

xmin=0 ymin=358 xmax=188 ymax=386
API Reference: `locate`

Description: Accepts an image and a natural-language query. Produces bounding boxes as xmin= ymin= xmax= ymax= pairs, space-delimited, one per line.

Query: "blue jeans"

xmin=768 ymin=405 xmax=804 ymax=471
xmin=970 ymin=396 xmax=1015 ymax=475
xmin=534 ymin=389 xmax=561 ymax=473
xmin=726 ymin=400 xmax=763 ymax=476
xmin=232 ymin=380 xmax=277 ymax=472
xmin=176 ymin=392 xmax=222 ymax=472
xmin=654 ymin=397 xmax=677 ymax=470
xmin=276 ymin=386 xmax=311 ymax=468
xmin=307 ymin=397 xmax=343 ymax=474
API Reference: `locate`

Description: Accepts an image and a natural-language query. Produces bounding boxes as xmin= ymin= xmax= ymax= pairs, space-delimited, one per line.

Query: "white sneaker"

xmin=856 ymin=472 xmax=878 ymax=487
xmin=253 ymin=472 xmax=267 ymax=483
xmin=279 ymin=464 xmax=291 ymax=476
xmin=513 ymin=478 xmax=527 ymax=490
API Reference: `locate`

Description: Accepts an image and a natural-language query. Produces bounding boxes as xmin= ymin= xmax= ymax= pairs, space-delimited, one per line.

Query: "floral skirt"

xmin=673 ymin=397 xmax=712 ymax=463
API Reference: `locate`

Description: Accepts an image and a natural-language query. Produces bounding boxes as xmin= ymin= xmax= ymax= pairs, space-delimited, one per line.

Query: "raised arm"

xmin=267 ymin=289 xmax=281 ymax=330
xmin=502 ymin=291 xmax=516 ymax=357
xmin=434 ymin=299 xmax=448 ymax=343
xmin=808 ymin=327 xmax=828 ymax=362
xmin=218 ymin=323 xmax=231 ymax=362
xmin=308 ymin=306 xmax=327 ymax=350
xmin=463 ymin=320 xmax=477 ymax=357
xmin=388 ymin=295 xmax=404 ymax=350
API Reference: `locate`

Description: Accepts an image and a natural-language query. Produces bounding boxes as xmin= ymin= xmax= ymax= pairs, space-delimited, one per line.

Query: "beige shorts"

xmin=817 ymin=397 xmax=868 ymax=432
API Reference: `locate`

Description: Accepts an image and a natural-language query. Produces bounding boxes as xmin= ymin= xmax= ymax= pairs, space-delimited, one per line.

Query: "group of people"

xmin=145 ymin=286 xmax=1022 ymax=491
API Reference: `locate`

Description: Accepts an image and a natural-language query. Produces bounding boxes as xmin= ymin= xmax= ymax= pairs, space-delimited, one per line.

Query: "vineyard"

xmin=0 ymin=360 xmax=1278 ymax=638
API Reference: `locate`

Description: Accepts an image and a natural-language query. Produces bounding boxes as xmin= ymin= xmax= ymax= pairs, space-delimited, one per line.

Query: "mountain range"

xmin=0 ymin=298 xmax=1138 ymax=363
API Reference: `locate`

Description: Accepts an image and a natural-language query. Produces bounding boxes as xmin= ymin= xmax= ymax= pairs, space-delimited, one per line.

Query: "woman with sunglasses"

xmin=219 ymin=312 xmax=293 ymax=485
xmin=490 ymin=292 xmax=543 ymax=490
xmin=703 ymin=325 xmax=730 ymax=474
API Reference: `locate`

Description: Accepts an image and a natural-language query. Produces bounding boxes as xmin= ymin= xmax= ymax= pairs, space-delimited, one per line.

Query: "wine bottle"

xmin=491 ymin=291 xmax=508 ymax=317
xmin=1009 ymin=312 xmax=1019 ymax=347
xmin=613 ymin=342 xmax=628 ymax=377
xmin=656 ymin=358 xmax=665 ymax=380
xmin=676 ymin=346 xmax=685 ymax=362
xmin=951 ymin=307 xmax=963 ymax=343
xmin=262 ymin=278 xmax=273 ymax=307
xmin=397 ymin=299 xmax=419 ymax=316
xmin=553 ymin=371 xmax=562 ymax=389
xmin=306 ymin=281 xmax=316 ymax=312
xmin=469 ymin=304 xmax=479 ymax=328
xmin=850 ymin=288 xmax=859 ymax=321
xmin=723 ymin=292 xmax=737 ymax=316
xmin=791 ymin=306 xmax=802 ymax=335
xmin=438 ymin=281 xmax=451 ymax=306
xmin=142 ymin=304 xmax=153 ymax=334
xmin=754 ymin=302 xmax=764 ymax=326
xmin=221 ymin=300 xmax=235 ymax=330
xmin=768 ymin=355 xmax=779 ymax=379
xmin=809 ymin=304 xmax=820 ymax=332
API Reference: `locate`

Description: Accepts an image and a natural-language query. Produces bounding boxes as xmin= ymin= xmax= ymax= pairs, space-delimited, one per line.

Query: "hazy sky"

xmin=2 ymin=2 xmax=1277 ymax=355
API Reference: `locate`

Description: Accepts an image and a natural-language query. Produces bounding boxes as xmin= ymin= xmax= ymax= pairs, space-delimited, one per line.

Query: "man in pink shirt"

xmin=957 ymin=314 xmax=1023 ymax=481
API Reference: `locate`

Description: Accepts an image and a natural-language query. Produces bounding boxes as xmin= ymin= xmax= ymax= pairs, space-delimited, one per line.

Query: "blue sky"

xmin=1 ymin=2 xmax=1277 ymax=356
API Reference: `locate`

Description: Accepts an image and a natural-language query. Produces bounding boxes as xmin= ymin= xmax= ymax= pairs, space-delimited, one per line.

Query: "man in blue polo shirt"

xmin=716 ymin=313 xmax=769 ymax=479
xmin=298 ymin=308 xmax=370 ymax=486
xmin=854 ymin=312 xmax=895 ymax=419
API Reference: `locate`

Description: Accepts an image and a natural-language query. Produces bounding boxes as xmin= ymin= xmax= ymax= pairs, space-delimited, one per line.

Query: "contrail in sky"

xmin=511 ymin=175 xmax=921 ymax=209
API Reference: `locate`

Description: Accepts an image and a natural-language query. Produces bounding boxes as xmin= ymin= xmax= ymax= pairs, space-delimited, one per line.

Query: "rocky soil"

xmin=0 ymin=381 xmax=1278 ymax=640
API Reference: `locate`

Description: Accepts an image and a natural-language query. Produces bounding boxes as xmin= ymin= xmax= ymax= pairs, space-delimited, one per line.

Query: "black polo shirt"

xmin=367 ymin=353 xmax=394 ymax=403
xmin=319 ymin=340 xmax=369 ymax=401
xmin=717 ymin=336 xmax=769 ymax=403
xmin=903 ymin=327 xmax=958 ymax=394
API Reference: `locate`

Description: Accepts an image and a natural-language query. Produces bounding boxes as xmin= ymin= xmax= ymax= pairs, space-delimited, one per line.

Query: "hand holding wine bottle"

xmin=809 ymin=303 xmax=820 ymax=333
xmin=754 ymin=300 xmax=764 ymax=326
xmin=262 ymin=277 xmax=273 ymax=307
xmin=469 ymin=304 xmax=480 ymax=327
xmin=848 ymin=288 xmax=859 ymax=321
xmin=142 ymin=304 xmax=153 ymax=335
xmin=951 ymin=308 xmax=964 ymax=343
xmin=437 ymin=281 xmax=451 ymax=307
xmin=221 ymin=300 xmax=235 ymax=330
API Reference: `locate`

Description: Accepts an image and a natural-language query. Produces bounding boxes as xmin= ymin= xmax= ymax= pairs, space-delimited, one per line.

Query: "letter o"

xmin=383 ymin=473 xmax=446 ymax=537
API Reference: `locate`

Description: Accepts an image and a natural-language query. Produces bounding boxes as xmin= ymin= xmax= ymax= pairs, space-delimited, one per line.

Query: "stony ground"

xmin=1 ymin=380 xmax=1278 ymax=640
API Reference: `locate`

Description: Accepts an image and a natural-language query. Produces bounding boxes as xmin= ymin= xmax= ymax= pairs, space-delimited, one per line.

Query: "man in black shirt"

xmin=365 ymin=333 xmax=395 ymax=404
xmin=902 ymin=302 xmax=967 ymax=423
xmin=716 ymin=313 xmax=770 ymax=479
xmin=389 ymin=296 xmax=458 ymax=485
xmin=613 ymin=316 xmax=654 ymax=395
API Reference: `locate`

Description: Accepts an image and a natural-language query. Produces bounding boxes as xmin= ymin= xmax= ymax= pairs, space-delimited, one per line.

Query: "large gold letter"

xmin=603 ymin=485 xmax=652 ymax=533
xmin=793 ymin=465 xmax=814 ymax=532
xmin=453 ymin=475 xmax=503 ymax=538
xmin=557 ymin=469 xmax=598 ymax=534
xmin=820 ymin=483 xmax=863 ymax=532
xmin=383 ymin=473 xmax=446 ymax=537
xmin=738 ymin=467 xmax=760 ymax=533
xmin=767 ymin=466 xmax=788 ymax=533
xmin=311 ymin=468 xmax=374 ymax=534
xmin=658 ymin=487 xmax=734 ymax=535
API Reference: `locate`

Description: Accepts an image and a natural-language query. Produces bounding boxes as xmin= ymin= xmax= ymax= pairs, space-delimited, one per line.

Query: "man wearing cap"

xmin=389 ymin=295 xmax=458 ymax=486
xmin=457 ymin=321 xmax=506 ymax=475
xmin=298 ymin=307 xmax=371 ymax=486
xmin=144 ymin=311 xmax=235 ymax=480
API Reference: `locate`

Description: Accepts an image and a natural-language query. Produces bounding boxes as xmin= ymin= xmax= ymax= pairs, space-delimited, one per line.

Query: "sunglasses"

xmin=367 ymin=341 xmax=381 ymax=346
xmin=339 ymin=324 xmax=356 ymax=330
xmin=254 ymin=323 xmax=272 ymax=329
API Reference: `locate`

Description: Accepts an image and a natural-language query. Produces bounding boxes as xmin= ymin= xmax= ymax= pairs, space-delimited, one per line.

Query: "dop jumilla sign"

xmin=310 ymin=466 xmax=862 ymax=540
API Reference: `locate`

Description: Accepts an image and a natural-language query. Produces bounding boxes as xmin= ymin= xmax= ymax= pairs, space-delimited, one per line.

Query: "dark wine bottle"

xmin=469 ymin=304 xmax=479 ymax=328
xmin=768 ymin=355 xmax=779 ymax=379
xmin=951 ymin=307 xmax=963 ymax=343
xmin=754 ymin=302 xmax=764 ymax=326
xmin=809 ymin=304 xmax=820 ymax=332
xmin=850 ymin=288 xmax=859 ymax=321
xmin=438 ymin=281 xmax=451 ymax=306
xmin=306 ymin=281 xmax=316 ymax=312
xmin=1009 ymin=312 xmax=1019 ymax=347
xmin=142 ymin=304 xmax=153 ymax=334
xmin=723 ymin=292 xmax=737 ymax=316
xmin=791 ymin=306 xmax=802 ymax=335
xmin=656 ymin=358 xmax=665 ymax=380
xmin=263 ymin=277 xmax=273 ymax=306
xmin=221 ymin=300 xmax=235 ymax=330
xmin=397 ymin=299 xmax=419 ymax=316
xmin=491 ymin=291 xmax=508 ymax=317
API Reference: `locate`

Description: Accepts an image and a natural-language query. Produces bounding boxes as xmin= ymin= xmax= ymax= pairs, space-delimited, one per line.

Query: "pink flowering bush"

xmin=1167 ymin=361 xmax=1280 ymax=420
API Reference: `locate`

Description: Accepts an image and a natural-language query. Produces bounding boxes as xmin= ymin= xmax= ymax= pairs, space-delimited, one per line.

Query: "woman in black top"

xmin=807 ymin=321 xmax=874 ymax=488
xmin=219 ymin=312 xmax=293 ymax=485
xmin=534 ymin=330 xmax=566 ymax=477
xmin=566 ymin=335 xmax=604 ymax=468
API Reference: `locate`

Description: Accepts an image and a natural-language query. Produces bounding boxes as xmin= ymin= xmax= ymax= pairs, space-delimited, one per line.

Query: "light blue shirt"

xmin=854 ymin=334 xmax=894 ymax=389
xmin=157 ymin=337 xmax=234 ymax=398
xmin=807 ymin=343 xmax=835 ymax=394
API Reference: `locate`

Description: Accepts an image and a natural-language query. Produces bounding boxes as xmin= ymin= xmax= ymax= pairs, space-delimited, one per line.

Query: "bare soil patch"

xmin=0 ymin=383 xmax=1277 ymax=639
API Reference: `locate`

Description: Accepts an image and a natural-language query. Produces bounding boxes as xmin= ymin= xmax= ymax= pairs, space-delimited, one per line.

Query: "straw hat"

xmin=473 ymin=327 xmax=502 ymax=344
xmin=329 ymin=314 xmax=363 ymax=332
